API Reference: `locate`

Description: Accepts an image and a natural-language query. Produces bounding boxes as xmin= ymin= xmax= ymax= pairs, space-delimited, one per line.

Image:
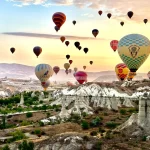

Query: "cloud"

xmin=2 ymin=32 xmax=110 ymax=40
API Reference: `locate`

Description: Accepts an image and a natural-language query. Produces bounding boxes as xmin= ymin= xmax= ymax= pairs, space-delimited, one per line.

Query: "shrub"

xmin=18 ymin=140 xmax=34 ymax=150
xmin=90 ymin=117 xmax=101 ymax=127
xmin=103 ymin=112 xmax=108 ymax=116
xmin=90 ymin=131 xmax=97 ymax=136
xmin=92 ymin=141 xmax=102 ymax=150
xmin=83 ymin=135 xmax=89 ymax=141
xmin=120 ymin=109 xmax=126 ymax=115
xmin=2 ymin=145 xmax=10 ymax=150
xmin=39 ymin=121 xmax=44 ymax=127
xmin=106 ymin=122 xmax=118 ymax=129
xmin=99 ymin=128 xmax=105 ymax=133
xmin=142 ymin=136 xmax=147 ymax=141
xmin=11 ymin=130 xmax=26 ymax=142
xmin=81 ymin=121 xmax=89 ymax=130
xmin=34 ymin=129 xmax=41 ymax=135
xmin=26 ymin=112 xmax=33 ymax=118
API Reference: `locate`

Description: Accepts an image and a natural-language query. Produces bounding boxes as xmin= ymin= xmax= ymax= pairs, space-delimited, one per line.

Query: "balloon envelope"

xmin=33 ymin=46 xmax=42 ymax=57
xmin=60 ymin=36 xmax=65 ymax=42
xmin=64 ymin=63 xmax=70 ymax=70
xmin=118 ymin=34 xmax=150 ymax=72
xmin=74 ymin=67 xmax=78 ymax=72
xmin=35 ymin=64 xmax=53 ymax=82
xmin=75 ymin=71 xmax=87 ymax=84
xmin=41 ymin=80 xmax=50 ymax=91
xmin=110 ymin=40 xmax=118 ymax=51
xmin=92 ymin=29 xmax=99 ymax=37
xmin=10 ymin=47 xmax=15 ymax=54
xmin=53 ymin=66 xmax=60 ymax=74
xmin=73 ymin=20 xmax=76 ymax=25
xmin=127 ymin=11 xmax=133 ymax=18
xmin=69 ymin=60 xmax=73 ymax=64
xmin=98 ymin=10 xmax=102 ymax=15
xmin=65 ymin=41 xmax=69 ymax=46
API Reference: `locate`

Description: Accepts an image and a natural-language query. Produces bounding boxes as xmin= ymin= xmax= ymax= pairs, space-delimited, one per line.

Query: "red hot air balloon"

xmin=83 ymin=66 xmax=86 ymax=70
xmin=98 ymin=10 xmax=102 ymax=16
xmin=52 ymin=12 xmax=66 ymax=29
xmin=10 ymin=47 xmax=15 ymax=54
xmin=110 ymin=40 xmax=118 ymax=52
xmin=33 ymin=46 xmax=42 ymax=58
xmin=65 ymin=41 xmax=69 ymax=46
xmin=75 ymin=71 xmax=87 ymax=84
xmin=53 ymin=66 xmax=60 ymax=74
xmin=69 ymin=60 xmax=73 ymax=64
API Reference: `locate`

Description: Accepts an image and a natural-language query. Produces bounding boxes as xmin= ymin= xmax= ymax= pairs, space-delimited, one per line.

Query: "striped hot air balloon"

xmin=52 ymin=12 xmax=66 ymax=29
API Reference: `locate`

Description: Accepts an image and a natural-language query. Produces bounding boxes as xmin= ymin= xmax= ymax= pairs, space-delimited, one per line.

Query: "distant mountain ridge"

xmin=0 ymin=63 xmax=147 ymax=82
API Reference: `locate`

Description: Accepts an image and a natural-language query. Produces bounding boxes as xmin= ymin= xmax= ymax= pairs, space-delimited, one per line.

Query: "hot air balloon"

xmin=83 ymin=66 xmax=86 ymax=70
xmin=66 ymin=55 xmax=70 ymax=59
xmin=65 ymin=41 xmax=69 ymax=46
xmin=107 ymin=13 xmax=112 ymax=19
xmin=73 ymin=20 xmax=76 ymax=25
xmin=74 ymin=41 xmax=80 ymax=48
xmin=147 ymin=71 xmax=150 ymax=79
xmin=73 ymin=72 xmax=76 ymax=77
xmin=110 ymin=40 xmax=118 ymax=52
xmin=83 ymin=48 xmax=88 ymax=54
xmin=144 ymin=19 xmax=148 ymax=24
xmin=118 ymin=34 xmax=150 ymax=73
xmin=92 ymin=29 xmax=99 ymax=37
xmin=120 ymin=22 xmax=124 ymax=26
xmin=89 ymin=61 xmax=93 ymax=65
xmin=78 ymin=46 xmax=82 ymax=50
xmin=74 ymin=67 xmax=78 ymax=72
xmin=33 ymin=46 xmax=42 ymax=58
xmin=53 ymin=66 xmax=60 ymax=74
xmin=115 ymin=63 xmax=129 ymax=81
xmin=65 ymin=70 xmax=69 ymax=75
xmin=127 ymin=72 xmax=136 ymax=81
xmin=75 ymin=71 xmax=87 ymax=84
xmin=10 ymin=47 xmax=15 ymax=54
xmin=69 ymin=69 xmax=72 ymax=73
xmin=35 ymin=64 xmax=53 ymax=83
xmin=64 ymin=63 xmax=70 ymax=71
xmin=60 ymin=36 xmax=65 ymax=42
xmin=41 ymin=80 xmax=50 ymax=91
xmin=54 ymin=26 xmax=60 ymax=32
xmin=52 ymin=12 xmax=66 ymax=29
xmin=127 ymin=11 xmax=133 ymax=19
xmin=98 ymin=10 xmax=102 ymax=16
xmin=69 ymin=60 xmax=73 ymax=64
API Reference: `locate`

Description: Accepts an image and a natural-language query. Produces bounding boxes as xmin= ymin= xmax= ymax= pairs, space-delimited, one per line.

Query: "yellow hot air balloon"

xmin=64 ymin=63 xmax=70 ymax=71
xmin=35 ymin=64 xmax=53 ymax=83
xmin=115 ymin=63 xmax=129 ymax=81
xmin=118 ymin=34 xmax=150 ymax=72
xmin=127 ymin=72 xmax=136 ymax=81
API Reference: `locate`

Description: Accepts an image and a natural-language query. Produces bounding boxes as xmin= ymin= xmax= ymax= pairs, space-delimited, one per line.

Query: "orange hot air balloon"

xmin=33 ymin=46 xmax=42 ymax=58
xmin=83 ymin=66 xmax=86 ymax=70
xmin=52 ymin=12 xmax=66 ymax=29
xmin=69 ymin=60 xmax=73 ymax=64
xmin=110 ymin=40 xmax=118 ymax=52
xmin=65 ymin=41 xmax=69 ymax=46
xmin=60 ymin=36 xmax=65 ymax=42
xmin=53 ymin=66 xmax=60 ymax=74
xmin=115 ymin=63 xmax=129 ymax=81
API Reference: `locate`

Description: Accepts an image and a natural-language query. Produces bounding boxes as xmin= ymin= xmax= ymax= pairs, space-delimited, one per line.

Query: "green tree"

xmin=2 ymin=145 xmax=10 ymax=150
xmin=81 ymin=120 xmax=89 ymax=130
xmin=18 ymin=140 xmax=34 ymax=150
xmin=26 ymin=112 xmax=33 ymax=118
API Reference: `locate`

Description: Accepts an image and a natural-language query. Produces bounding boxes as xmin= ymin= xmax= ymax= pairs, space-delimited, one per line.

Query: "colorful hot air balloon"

xmin=118 ymin=34 xmax=150 ymax=73
xmin=127 ymin=72 xmax=136 ymax=81
xmin=41 ymin=80 xmax=50 ymax=91
xmin=66 ymin=55 xmax=70 ymax=59
xmin=75 ymin=71 xmax=87 ymax=84
xmin=74 ymin=41 xmax=80 ymax=48
xmin=33 ymin=46 xmax=42 ymax=58
xmin=64 ymin=63 xmax=70 ymax=71
xmin=60 ymin=36 xmax=65 ymax=42
xmin=92 ymin=29 xmax=99 ymax=37
xmin=115 ymin=63 xmax=129 ymax=81
xmin=83 ymin=48 xmax=88 ymax=54
xmin=83 ymin=66 xmax=86 ymax=70
xmin=147 ymin=71 xmax=150 ymax=79
xmin=144 ymin=19 xmax=148 ymax=24
xmin=74 ymin=67 xmax=78 ymax=72
xmin=54 ymin=26 xmax=60 ymax=32
xmin=35 ymin=64 xmax=53 ymax=83
xmin=110 ymin=40 xmax=118 ymax=52
xmin=53 ymin=66 xmax=60 ymax=74
xmin=127 ymin=11 xmax=133 ymax=19
xmin=69 ymin=60 xmax=73 ymax=64
xmin=120 ymin=22 xmax=124 ymax=26
xmin=107 ymin=13 xmax=112 ymax=19
xmin=98 ymin=10 xmax=102 ymax=16
xmin=65 ymin=41 xmax=69 ymax=46
xmin=10 ymin=47 xmax=15 ymax=54
xmin=73 ymin=20 xmax=76 ymax=25
xmin=89 ymin=61 xmax=93 ymax=65
xmin=52 ymin=12 xmax=66 ymax=29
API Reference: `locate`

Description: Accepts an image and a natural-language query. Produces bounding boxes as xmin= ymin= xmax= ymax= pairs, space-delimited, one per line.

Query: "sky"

xmin=0 ymin=0 xmax=150 ymax=73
